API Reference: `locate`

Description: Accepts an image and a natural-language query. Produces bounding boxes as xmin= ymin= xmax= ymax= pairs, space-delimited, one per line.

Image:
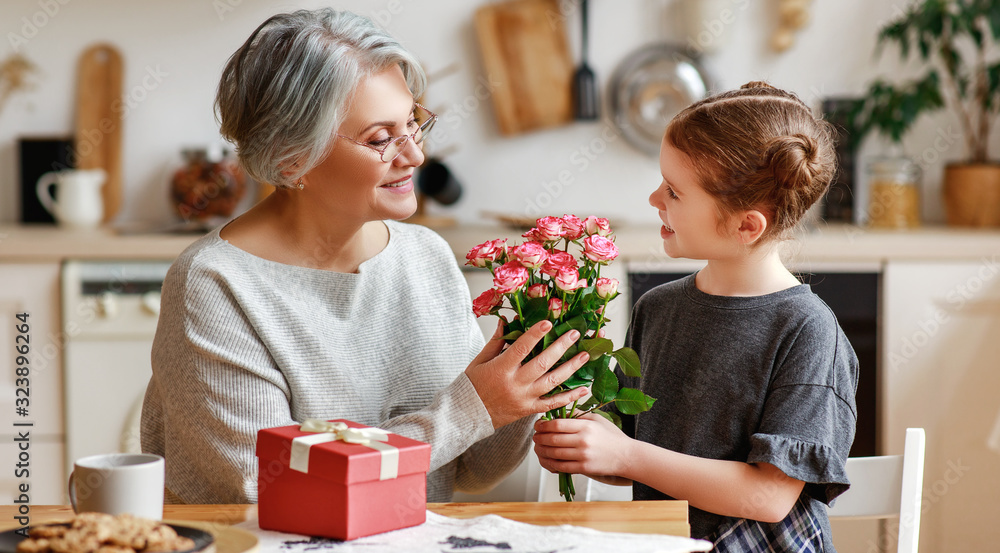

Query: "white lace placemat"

xmin=235 ymin=511 xmax=713 ymax=552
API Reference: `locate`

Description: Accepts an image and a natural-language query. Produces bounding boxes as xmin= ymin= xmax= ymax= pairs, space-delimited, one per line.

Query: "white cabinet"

xmin=0 ymin=263 xmax=65 ymax=504
xmin=882 ymin=261 xmax=1000 ymax=553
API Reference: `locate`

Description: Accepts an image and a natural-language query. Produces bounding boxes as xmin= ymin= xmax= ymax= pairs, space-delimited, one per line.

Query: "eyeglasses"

xmin=336 ymin=103 xmax=438 ymax=163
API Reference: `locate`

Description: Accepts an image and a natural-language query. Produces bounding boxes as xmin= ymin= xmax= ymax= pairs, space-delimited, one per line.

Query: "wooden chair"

xmin=828 ymin=428 xmax=926 ymax=553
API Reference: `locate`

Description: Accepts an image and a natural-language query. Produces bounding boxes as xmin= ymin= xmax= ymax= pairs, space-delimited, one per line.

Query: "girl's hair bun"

xmin=764 ymin=134 xmax=820 ymax=191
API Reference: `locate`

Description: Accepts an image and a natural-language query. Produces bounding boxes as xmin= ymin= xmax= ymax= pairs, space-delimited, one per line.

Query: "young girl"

xmin=533 ymin=82 xmax=858 ymax=552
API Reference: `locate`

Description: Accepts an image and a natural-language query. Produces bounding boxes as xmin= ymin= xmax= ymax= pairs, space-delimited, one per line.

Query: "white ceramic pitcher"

xmin=36 ymin=169 xmax=106 ymax=228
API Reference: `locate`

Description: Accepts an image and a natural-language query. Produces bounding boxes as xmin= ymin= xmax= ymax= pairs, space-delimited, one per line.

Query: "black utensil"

xmin=417 ymin=158 xmax=462 ymax=205
xmin=573 ymin=0 xmax=600 ymax=120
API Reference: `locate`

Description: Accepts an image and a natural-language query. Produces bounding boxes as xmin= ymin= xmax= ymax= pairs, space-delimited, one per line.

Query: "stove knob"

xmin=142 ymin=291 xmax=161 ymax=316
xmin=98 ymin=292 xmax=119 ymax=319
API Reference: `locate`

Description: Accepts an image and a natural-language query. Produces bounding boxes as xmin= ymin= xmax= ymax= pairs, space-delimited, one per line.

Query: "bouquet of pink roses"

xmin=467 ymin=215 xmax=655 ymax=501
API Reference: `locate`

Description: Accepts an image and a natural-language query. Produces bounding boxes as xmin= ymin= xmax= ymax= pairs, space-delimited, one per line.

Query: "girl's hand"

xmin=533 ymin=413 xmax=633 ymax=479
xmin=465 ymin=320 xmax=590 ymax=429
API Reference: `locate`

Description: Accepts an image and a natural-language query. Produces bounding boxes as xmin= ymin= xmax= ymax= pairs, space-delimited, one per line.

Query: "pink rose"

xmin=525 ymin=283 xmax=548 ymax=299
xmin=555 ymin=268 xmax=586 ymax=292
xmin=466 ymin=239 xmax=507 ymax=268
xmin=535 ymin=216 xmax=564 ymax=241
xmin=582 ymin=235 xmax=619 ymax=263
xmin=512 ymin=241 xmax=548 ymax=269
xmin=584 ymin=216 xmax=612 ymax=236
xmin=521 ymin=228 xmax=543 ymax=242
xmin=595 ymin=277 xmax=619 ymax=299
xmin=548 ymin=297 xmax=564 ymax=318
xmin=493 ymin=261 xmax=529 ymax=293
xmin=472 ymin=289 xmax=503 ymax=317
xmin=541 ymin=251 xmax=578 ymax=277
xmin=561 ymin=215 xmax=584 ymax=240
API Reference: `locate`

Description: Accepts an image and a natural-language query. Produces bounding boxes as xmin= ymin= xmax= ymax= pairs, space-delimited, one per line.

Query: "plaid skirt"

xmin=708 ymin=499 xmax=825 ymax=552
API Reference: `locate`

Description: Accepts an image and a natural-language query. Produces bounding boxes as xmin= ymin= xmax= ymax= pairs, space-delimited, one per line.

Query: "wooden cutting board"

xmin=474 ymin=0 xmax=574 ymax=135
xmin=75 ymin=43 xmax=123 ymax=223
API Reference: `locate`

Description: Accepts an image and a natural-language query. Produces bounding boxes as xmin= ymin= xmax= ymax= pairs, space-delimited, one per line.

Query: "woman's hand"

xmin=533 ymin=413 xmax=634 ymax=480
xmin=465 ymin=320 xmax=591 ymax=429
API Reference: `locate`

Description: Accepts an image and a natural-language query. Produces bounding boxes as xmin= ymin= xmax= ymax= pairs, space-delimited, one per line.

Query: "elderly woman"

xmin=141 ymin=8 xmax=590 ymax=504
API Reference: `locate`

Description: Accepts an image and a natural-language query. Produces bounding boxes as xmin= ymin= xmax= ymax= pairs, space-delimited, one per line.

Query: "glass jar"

xmin=170 ymin=147 xmax=247 ymax=222
xmin=866 ymin=155 xmax=921 ymax=228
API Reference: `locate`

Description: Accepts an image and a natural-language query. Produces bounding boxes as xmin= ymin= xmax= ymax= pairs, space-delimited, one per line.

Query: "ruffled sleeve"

xmin=747 ymin=312 xmax=859 ymax=505
xmin=748 ymin=433 xmax=850 ymax=504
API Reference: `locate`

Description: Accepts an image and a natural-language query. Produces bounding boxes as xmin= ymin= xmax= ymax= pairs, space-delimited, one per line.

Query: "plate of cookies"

xmin=1 ymin=513 xmax=214 ymax=553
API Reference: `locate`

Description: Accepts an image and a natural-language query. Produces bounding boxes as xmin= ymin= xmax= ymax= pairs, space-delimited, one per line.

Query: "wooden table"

xmin=0 ymin=501 xmax=690 ymax=537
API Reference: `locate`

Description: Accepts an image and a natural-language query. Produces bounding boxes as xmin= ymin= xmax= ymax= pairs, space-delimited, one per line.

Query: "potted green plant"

xmin=848 ymin=0 xmax=1000 ymax=227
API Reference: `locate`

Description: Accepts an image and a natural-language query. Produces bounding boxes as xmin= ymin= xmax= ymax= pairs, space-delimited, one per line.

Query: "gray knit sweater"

xmin=141 ymin=220 xmax=532 ymax=504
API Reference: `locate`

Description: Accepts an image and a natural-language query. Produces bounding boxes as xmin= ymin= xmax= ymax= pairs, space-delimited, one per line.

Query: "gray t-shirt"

xmin=621 ymin=273 xmax=857 ymax=551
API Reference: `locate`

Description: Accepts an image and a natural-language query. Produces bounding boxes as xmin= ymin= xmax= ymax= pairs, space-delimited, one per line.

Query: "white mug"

xmin=36 ymin=169 xmax=106 ymax=228
xmin=68 ymin=453 xmax=164 ymax=520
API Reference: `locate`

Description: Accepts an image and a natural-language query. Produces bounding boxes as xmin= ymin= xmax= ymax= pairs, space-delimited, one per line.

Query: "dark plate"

xmin=0 ymin=522 xmax=214 ymax=553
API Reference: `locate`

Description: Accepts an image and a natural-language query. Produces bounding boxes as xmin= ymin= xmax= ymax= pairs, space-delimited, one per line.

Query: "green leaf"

xmin=542 ymin=328 xmax=557 ymax=350
xmin=986 ymin=61 xmax=1000 ymax=112
xmin=556 ymin=375 xmax=592 ymax=390
xmin=580 ymin=337 xmax=614 ymax=357
xmin=615 ymin=388 xmax=656 ymax=415
xmin=576 ymin=396 xmax=601 ymax=412
xmin=558 ymin=343 xmax=581 ymax=363
xmin=591 ymin=368 xmax=619 ymax=403
xmin=560 ymin=354 xmax=610 ymax=388
xmin=852 ymin=72 xmax=946 ymax=144
xmin=990 ymin=1 xmax=1000 ymax=40
xmin=505 ymin=318 xmax=524 ymax=334
xmin=590 ymin=408 xmax=623 ymax=429
xmin=501 ymin=330 xmax=523 ymax=341
xmin=522 ymin=297 xmax=549 ymax=328
xmin=612 ymin=347 xmax=642 ymax=377
xmin=554 ymin=315 xmax=588 ymax=337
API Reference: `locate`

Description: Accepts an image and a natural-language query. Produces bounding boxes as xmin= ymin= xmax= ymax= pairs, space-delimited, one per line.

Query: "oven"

xmin=61 ymin=260 xmax=170 ymax=479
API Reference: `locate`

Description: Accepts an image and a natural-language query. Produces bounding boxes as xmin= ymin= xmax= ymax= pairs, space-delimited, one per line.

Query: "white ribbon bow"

xmin=299 ymin=419 xmax=391 ymax=444
xmin=289 ymin=420 xmax=399 ymax=480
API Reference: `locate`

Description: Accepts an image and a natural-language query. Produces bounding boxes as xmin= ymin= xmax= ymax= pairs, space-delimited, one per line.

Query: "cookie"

xmin=18 ymin=514 xmax=197 ymax=553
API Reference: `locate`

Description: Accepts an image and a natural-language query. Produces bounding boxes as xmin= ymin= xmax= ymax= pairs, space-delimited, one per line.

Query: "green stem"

xmin=574 ymin=400 xmax=613 ymax=418
xmin=595 ymin=294 xmax=611 ymax=331
xmin=568 ymin=399 xmax=579 ymax=418
xmin=511 ymin=292 xmax=525 ymax=323
xmin=559 ymin=472 xmax=576 ymax=501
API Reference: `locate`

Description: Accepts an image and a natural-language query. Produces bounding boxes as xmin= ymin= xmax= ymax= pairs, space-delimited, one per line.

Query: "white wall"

xmin=1 ymin=0 xmax=994 ymax=227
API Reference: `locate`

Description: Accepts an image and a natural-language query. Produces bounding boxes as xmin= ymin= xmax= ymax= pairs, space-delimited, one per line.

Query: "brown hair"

xmin=665 ymin=81 xmax=836 ymax=243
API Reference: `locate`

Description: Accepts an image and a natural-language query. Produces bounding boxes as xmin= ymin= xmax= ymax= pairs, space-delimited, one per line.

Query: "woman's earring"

xmin=296 ymin=179 xmax=305 ymax=190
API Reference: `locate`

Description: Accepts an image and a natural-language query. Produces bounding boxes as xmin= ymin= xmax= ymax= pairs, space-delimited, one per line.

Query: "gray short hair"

xmin=216 ymin=9 xmax=426 ymax=188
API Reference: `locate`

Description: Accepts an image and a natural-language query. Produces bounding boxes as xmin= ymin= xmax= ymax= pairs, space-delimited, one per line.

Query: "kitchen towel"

xmin=235 ymin=511 xmax=713 ymax=552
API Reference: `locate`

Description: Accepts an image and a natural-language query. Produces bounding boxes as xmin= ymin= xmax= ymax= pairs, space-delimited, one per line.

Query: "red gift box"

xmin=256 ymin=419 xmax=431 ymax=540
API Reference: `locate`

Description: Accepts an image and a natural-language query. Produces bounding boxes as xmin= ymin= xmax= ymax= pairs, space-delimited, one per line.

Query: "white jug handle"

xmin=36 ymin=172 xmax=60 ymax=217
xmin=67 ymin=468 xmax=80 ymax=513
